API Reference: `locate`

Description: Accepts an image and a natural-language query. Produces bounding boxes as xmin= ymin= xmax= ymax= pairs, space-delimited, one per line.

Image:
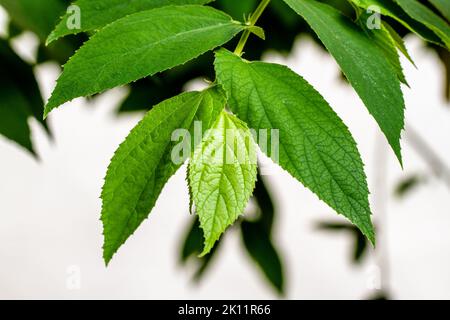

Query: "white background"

xmin=0 ymin=7 xmax=449 ymax=299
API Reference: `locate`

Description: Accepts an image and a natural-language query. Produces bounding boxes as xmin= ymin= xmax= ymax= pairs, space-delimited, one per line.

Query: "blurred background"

xmin=0 ymin=0 xmax=449 ymax=299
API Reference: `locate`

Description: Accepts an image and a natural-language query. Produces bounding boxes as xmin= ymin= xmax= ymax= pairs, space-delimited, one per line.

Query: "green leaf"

xmin=0 ymin=0 xmax=65 ymax=41
xmin=214 ymin=49 xmax=375 ymax=244
xmin=394 ymin=0 xmax=450 ymax=48
xmin=46 ymin=0 xmax=214 ymax=44
xmin=0 ymin=84 xmax=34 ymax=154
xmin=347 ymin=0 xmax=444 ymax=46
xmin=248 ymin=26 xmax=266 ymax=40
xmin=383 ymin=22 xmax=415 ymax=66
xmin=429 ymin=0 xmax=450 ymax=21
xmin=101 ymin=87 xmax=225 ymax=265
xmin=188 ymin=111 xmax=257 ymax=256
xmin=282 ymin=0 xmax=405 ymax=164
xmin=44 ymin=5 xmax=246 ymax=117
xmin=355 ymin=12 xmax=408 ymax=85
xmin=241 ymin=221 xmax=284 ymax=294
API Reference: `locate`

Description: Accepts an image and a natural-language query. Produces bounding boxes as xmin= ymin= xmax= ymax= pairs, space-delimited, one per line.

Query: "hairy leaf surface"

xmin=214 ymin=49 xmax=375 ymax=243
xmin=47 ymin=0 xmax=213 ymax=44
xmin=45 ymin=5 xmax=245 ymax=117
xmin=0 ymin=0 xmax=65 ymax=41
xmin=356 ymin=12 xmax=407 ymax=84
xmin=283 ymin=0 xmax=405 ymax=163
xmin=188 ymin=111 xmax=257 ymax=256
xmin=102 ymin=87 xmax=225 ymax=264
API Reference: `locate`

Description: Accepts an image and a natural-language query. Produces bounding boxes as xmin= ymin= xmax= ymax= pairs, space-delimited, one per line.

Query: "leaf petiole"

xmin=234 ymin=0 xmax=271 ymax=55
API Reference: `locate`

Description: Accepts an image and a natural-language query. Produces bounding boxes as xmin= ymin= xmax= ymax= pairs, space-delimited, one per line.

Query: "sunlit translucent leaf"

xmin=188 ymin=111 xmax=258 ymax=256
xmin=102 ymin=87 xmax=225 ymax=264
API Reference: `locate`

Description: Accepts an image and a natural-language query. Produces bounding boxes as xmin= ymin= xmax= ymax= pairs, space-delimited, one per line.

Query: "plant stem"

xmin=234 ymin=0 xmax=271 ymax=56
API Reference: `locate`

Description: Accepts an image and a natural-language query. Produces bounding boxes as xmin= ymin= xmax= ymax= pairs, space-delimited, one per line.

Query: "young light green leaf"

xmin=44 ymin=5 xmax=245 ymax=117
xmin=46 ymin=0 xmax=213 ymax=45
xmin=347 ymin=0 xmax=444 ymax=46
xmin=214 ymin=49 xmax=375 ymax=244
xmin=429 ymin=0 xmax=450 ymax=21
xmin=102 ymin=87 xmax=225 ymax=265
xmin=394 ymin=0 xmax=450 ymax=48
xmin=188 ymin=111 xmax=257 ymax=256
xmin=283 ymin=0 xmax=405 ymax=164
xmin=248 ymin=26 xmax=266 ymax=40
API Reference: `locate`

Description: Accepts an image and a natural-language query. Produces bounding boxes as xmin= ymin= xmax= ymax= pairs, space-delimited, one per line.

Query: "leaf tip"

xmin=102 ymin=246 xmax=114 ymax=267
xmin=45 ymin=35 xmax=55 ymax=47
xmin=198 ymin=243 xmax=212 ymax=258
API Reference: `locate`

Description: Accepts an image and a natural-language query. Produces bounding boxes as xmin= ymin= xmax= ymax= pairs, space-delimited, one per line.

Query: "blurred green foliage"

xmin=0 ymin=0 xmax=448 ymax=296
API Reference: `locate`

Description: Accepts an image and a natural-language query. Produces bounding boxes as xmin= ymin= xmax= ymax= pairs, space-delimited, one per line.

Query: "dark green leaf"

xmin=347 ymin=0 xmax=444 ymax=46
xmin=283 ymin=0 xmax=405 ymax=163
xmin=0 ymin=0 xmax=65 ymax=41
xmin=0 ymin=84 xmax=34 ymax=154
xmin=383 ymin=22 xmax=415 ymax=65
xmin=44 ymin=5 xmax=246 ymax=117
xmin=429 ymin=0 xmax=450 ymax=21
xmin=252 ymin=172 xmax=275 ymax=233
xmin=394 ymin=0 xmax=450 ymax=48
xmin=394 ymin=174 xmax=426 ymax=198
xmin=47 ymin=0 xmax=214 ymax=44
xmin=241 ymin=221 xmax=284 ymax=294
xmin=356 ymin=12 xmax=408 ymax=84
